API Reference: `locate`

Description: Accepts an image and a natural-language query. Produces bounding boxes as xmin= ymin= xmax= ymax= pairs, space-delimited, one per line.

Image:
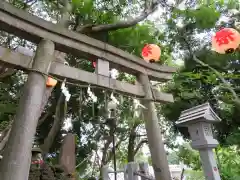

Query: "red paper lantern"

xmin=141 ymin=44 xmax=161 ymax=63
xmin=46 ymin=77 xmax=57 ymax=87
xmin=212 ymin=28 xmax=240 ymax=54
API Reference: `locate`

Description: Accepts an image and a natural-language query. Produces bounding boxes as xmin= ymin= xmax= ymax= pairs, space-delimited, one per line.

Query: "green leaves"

xmin=109 ymin=23 xmax=168 ymax=63
xmin=189 ymin=6 xmax=220 ymax=29
xmin=72 ymin=0 xmax=93 ymax=15
xmin=167 ymin=142 xmax=240 ymax=179
xmin=184 ymin=170 xmax=205 ymax=180
xmin=216 ymin=146 xmax=240 ymax=180
xmin=171 ymin=5 xmax=220 ymax=30
xmin=175 ymin=143 xmax=202 ymax=170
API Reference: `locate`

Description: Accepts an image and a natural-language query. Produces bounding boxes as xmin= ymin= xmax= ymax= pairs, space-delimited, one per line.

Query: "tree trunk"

xmin=100 ymin=139 xmax=112 ymax=167
xmin=127 ymin=129 xmax=136 ymax=162
xmin=40 ymin=93 xmax=67 ymax=155
xmin=127 ymin=122 xmax=141 ymax=162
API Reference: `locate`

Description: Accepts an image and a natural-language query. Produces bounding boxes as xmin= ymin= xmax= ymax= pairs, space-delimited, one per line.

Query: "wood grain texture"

xmin=0 ymin=1 xmax=176 ymax=81
xmin=0 ymin=46 xmax=174 ymax=103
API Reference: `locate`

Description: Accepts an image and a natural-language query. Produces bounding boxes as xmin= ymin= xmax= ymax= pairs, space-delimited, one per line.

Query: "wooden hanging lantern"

xmin=46 ymin=77 xmax=57 ymax=87
xmin=141 ymin=44 xmax=161 ymax=63
xmin=212 ymin=28 xmax=240 ymax=54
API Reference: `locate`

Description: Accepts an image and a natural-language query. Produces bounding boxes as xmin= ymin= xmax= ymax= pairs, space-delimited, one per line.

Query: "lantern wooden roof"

xmin=176 ymin=102 xmax=221 ymax=127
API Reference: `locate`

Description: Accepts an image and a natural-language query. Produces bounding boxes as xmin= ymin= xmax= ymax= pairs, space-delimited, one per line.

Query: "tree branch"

xmin=94 ymin=150 xmax=102 ymax=170
xmin=0 ymin=126 xmax=11 ymax=153
xmin=58 ymin=0 xmax=72 ymax=28
xmin=0 ymin=121 xmax=12 ymax=142
xmin=101 ymin=139 xmax=112 ymax=167
xmin=37 ymin=109 xmax=53 ymax=127
xmin=127 ymin=121 xmax=142 ymax=162
xmin=0 ymin=68 xmax=17 ymax=79
xmin=0 ymin=118 xmax=14 ymax=153
xmin=40 ymin=93 xmax=67 ymax=155
xmin=37 ymin=87 xmax=54 ymax=125
xmin=106 ymin=138 xmax=124 ymax=163
xmin=77 ymin=0 xmax=159 ymax=32
xmin=136 ymin=134 xmax=147 ymax=137
xmin=134 ymin=139 xmax=148 ymax=155
xmin=182 ymin=37 xmax=240 ymax=106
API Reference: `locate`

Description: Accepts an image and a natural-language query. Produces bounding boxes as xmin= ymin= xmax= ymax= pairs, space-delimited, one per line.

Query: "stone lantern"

xmin=176 ymin=102 xmax=221 ymax=180
xmin=31 ymin=146 xmax=43 ymax=169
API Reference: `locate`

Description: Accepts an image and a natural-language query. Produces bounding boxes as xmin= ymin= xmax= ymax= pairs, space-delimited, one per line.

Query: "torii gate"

xmin=0 ymin=2 xmax=176 ymax=180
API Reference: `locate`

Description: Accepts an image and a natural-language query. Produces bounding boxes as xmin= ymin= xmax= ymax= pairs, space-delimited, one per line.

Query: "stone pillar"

xmin=138 ymin=73 xmax=172 ymax=180
xmin=0 ymin=39 xmax=55 ymax=180
xmin=199 ymin=149 xmax=221 ymax=180
xmin=176 ymin=103 xmax=221 ymax=180
xmin=59 ymin=133 xmax=76 ymax=180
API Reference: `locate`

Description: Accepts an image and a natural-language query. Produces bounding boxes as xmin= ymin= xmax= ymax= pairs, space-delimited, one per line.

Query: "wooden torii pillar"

xmin=0 ymin=39 xmax=55 ymax=180
xmin=138 ymin=74 xmax=172 ymax=180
